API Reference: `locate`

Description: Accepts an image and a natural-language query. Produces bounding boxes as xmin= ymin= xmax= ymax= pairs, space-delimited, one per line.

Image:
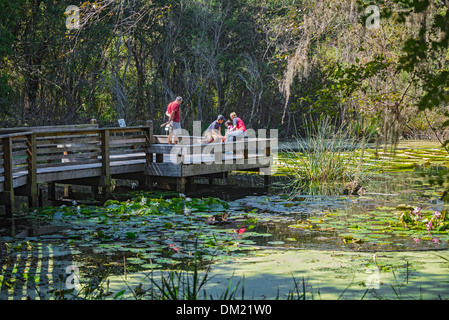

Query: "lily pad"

xmin=141 ymin=263 xmax=162 ymax=269
xmin=126 ymin=257 xmax=145 ymax=264
xmin=267 ymin=241 xmax=285 ymax=245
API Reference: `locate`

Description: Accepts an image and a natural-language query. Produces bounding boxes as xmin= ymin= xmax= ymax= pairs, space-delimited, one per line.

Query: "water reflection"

xmin=232 ymin=166 xmax=449 ymax=252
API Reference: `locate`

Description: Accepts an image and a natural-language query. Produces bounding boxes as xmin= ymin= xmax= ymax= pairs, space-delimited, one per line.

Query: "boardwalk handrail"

xmin=0 ymin=119 xmax=99 ymax=135
xmin=0 ymin=131 xmax=34 ymax=140
xmin=0 ymin=122 xmax=153 ymax=218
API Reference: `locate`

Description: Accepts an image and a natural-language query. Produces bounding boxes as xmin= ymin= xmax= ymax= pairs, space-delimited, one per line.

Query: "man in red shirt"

xmin=163 ymin=96 xmax=182 ymax=144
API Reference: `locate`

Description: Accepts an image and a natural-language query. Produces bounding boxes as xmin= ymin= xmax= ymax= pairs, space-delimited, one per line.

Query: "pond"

xmin=232 ymin=167 xmax=449 ymax=252
xmin=1 ymin=141 xmax=449 ymax=300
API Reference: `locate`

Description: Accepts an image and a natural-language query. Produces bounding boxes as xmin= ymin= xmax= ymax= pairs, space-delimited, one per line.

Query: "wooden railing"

xmin=0 ymin=121 xmax=153 ymax=218
xmin=0 ymin=131 xmax=35 ymax=214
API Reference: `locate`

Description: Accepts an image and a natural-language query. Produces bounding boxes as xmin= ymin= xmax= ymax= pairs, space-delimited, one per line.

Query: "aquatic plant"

xmin=280 ymin=116 xmax=378 ymax=195
xmin=398 ymin=206 xmax=449 ymax=231
xmin=26 ymin=193 xmax=271 ymax=276
xmin=397 ymin=206 xmax=449 ymax=240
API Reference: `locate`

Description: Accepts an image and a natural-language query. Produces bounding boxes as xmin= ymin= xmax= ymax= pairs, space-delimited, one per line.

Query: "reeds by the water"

xmin=280 ymin=116 xmax=374 ymax=194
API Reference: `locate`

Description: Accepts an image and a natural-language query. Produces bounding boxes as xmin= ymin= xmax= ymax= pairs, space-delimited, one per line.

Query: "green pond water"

xmin=235 ymin=168 xmax=449 ymax=252
xmin=2 ymin=142 xmax=449 ymax=300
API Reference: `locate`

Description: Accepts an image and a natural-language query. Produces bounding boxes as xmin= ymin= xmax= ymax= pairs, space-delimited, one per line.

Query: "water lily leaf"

xmin=114 ymin=290 xmax=126 ymax=299
xmin=141 ymin=263 xmax=162 ymax=269
xmin=251 ymin=233 xmax=271 ymax=237
xmin=155 ymin=257 xmax=176 ymax=265
xmin=209 ymin=203 xmax=225 ymax=212
xmin=267 ymin=241 xmax=285 ymax=245
xmin=126 ymin=257 xmax=145 ymax=264
xmin=125 ymin=232 xmax=137 ymax=239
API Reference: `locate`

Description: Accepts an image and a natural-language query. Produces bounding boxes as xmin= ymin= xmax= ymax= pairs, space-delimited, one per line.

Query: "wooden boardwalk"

xmin=0 ymin=121 xmax=274 ymax=217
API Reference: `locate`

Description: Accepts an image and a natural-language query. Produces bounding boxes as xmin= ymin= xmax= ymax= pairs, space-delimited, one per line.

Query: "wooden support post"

xmin=145 ymin=120 xmax=154 ymax=164
xmin=264 ymin=174 xmax=271 ymax=189
xmin=48 ymin=182 xmax=56 ymax=203
xmin=156 ymin=153 xmax=164 ymax=163
xmin=27 ymin=133 xmax=38 ymax=208
xmin=265 ymin=139 xmax=271 ymax=157
xmin=144 ymin=120 xmax=154 ymax=191
xmin=243 ymin=143 xmax=249 ymax=159
xmin=144 ymin=176 xmax=154 ymax=191
xmin=2 ymin=136 xmax=14 ymax=218
xmin=92 ymin=186 xmax=99 ymax=197
xmin=176 ymin=177 xmax=186 ymax=193
xmin=223 ymin=172 xmax=229 ymax=185
xmin=101 ymin=129 xmax=111 ymax=197
xmin=186 ymin=176 xmax=194 ymax=192
xmin=38 ymin=186 xmax=44 ymax=207
xmin=260 ymin=167 xmax=271 ymax=191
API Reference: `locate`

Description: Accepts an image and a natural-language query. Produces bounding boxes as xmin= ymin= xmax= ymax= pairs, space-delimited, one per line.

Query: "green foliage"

xmin=391 ymin=0 xmax=449 ymax=111
xmin=0 ymin=0 xmax=448 ymax=138
xmin=329 ymin=55 xmax=392 ymax=100
xmin=280 ymin=115 xmax=378 ymax=194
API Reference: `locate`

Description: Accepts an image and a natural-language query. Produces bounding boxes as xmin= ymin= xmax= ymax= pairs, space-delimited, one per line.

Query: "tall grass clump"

xmin=280 ymin=116 xmax=375 ymax=194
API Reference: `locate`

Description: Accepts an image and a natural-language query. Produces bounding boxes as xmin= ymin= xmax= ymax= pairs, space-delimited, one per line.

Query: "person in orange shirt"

xmin=161 ymin=96 xmax=183 ymax=144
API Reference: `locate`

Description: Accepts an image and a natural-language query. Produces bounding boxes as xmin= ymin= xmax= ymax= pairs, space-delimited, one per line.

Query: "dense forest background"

xmin=0 ymin=0 xmax=448 ymax=139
